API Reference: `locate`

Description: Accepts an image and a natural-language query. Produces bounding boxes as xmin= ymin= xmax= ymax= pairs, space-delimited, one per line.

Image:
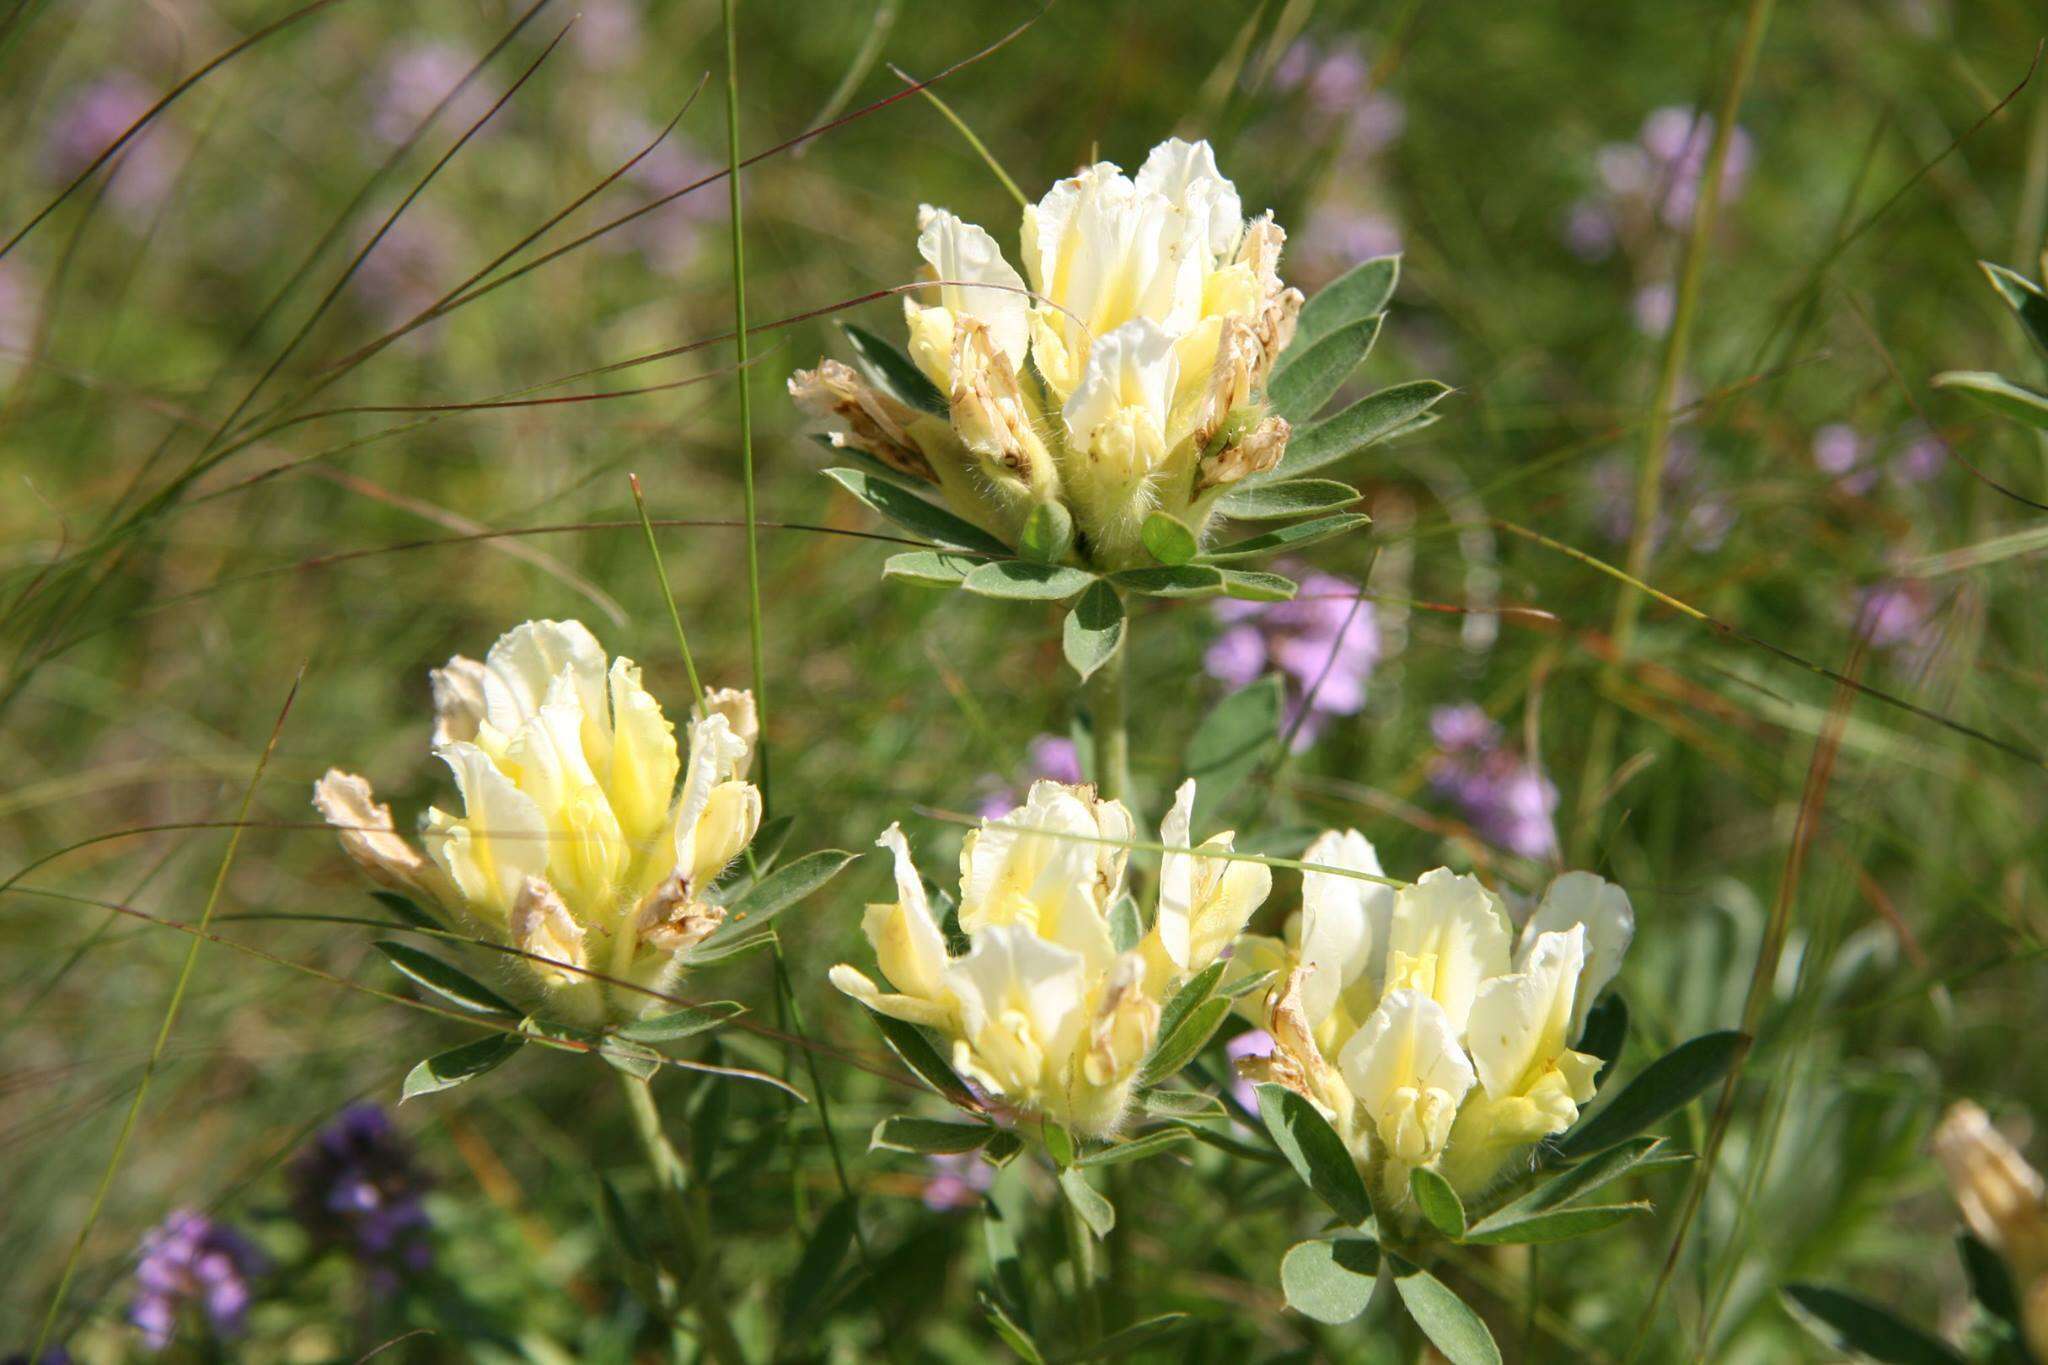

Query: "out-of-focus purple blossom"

xmin=921 ymin=1151 xmax=996 ymax=1211
xmin=1812 ymin=421 xmax=1873 ymax=491
xmin=1631 ymin=281 xmax=1675 ymax=337
xmin=1591 ymin=435 xmax=1734 ymax=555
xmin=129 ymin=1210 xmax=265 ymax=1352
xmin=975 ymin=734 xmax=1085 ymax=818
xmin=1889 ymin=424 xmax=1945 ymax=484
xmin=0 ymin=262 xmax=37 ymax=356
xmin=1226 ymin=1029 xmax=1274 ymax=1113
xmin=352 ymin=208 xmax=459 ymax=329
xmin=1208 ymin=567 xmax=1379 ymax=749
xmin=1427 ymin=704 xmax=1560 ymax=862
xmin=1563 ymin=199 xmax=1617 ymax=262
xmin=371 ymin=44 xmax=499 ymax=146
xmin=1271 ymin=39 xmax=1405 ymax=154
xmin=1857 ymin=581 xmax=1937 ymax=652
xmin=43 ymin=75 xmax=184 ymax=222
xmin=572 ymin=0 xmax=643 ymax=69
xmin=289 ymin=1104 xmax=433 ymax=1295
xmin=1636 ymin=106 xmax=1752 ymax=230
xmin=587 ymin=113 xmax=723 ymax=275
xmin=1297 ymin=209 xmax=1402 ymax=282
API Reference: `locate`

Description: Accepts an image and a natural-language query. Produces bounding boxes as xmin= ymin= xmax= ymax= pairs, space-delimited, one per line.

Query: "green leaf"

xmin=1257 ymin=1083 xmax=1372 ymax=1226
xmin=982 ymin=1130 xmax=1026 ymax=1166
xmin=1518 ymin=1136 xmax=1675 ymax=1209
xmin=823 ymin=467 xmax=1011 ymax=555
xmin=883 ymin=549 xmax=980 ymax=587
xmin=1058 ymin=1167 xmax=1115 ymax=1237
xmin=1218 ymin=569 xmax=1298 ymax=601
xmin=1185 ymin=674 xmax=1284 ymax=792
xmin=1578 ymin=991 xmax=1628 ymax=1087
xmin=782 ymin=1197 xmax=860 ymax=1335
xmin=1110 ymin=564 xmax=1225 ymax=598
xmin=1075 ymin=1128 xmax=1191 ymax=1167
xmin=871 ymin=1115 xmax=997 ymax=1154
xmin=1047 ymin=1313 xmax=1191 ymax=1363
xmin=1281 ymin=1236 xmax=1382 ymax=1325
xmin=1554 ymin=1030 xmax=1747 ymax=1160
xmin=1981 ymin=260 xmax=2048 ymax=358
xmin=1139 ymin=1089 xmax=1227 ymax=1119
xmin=1269 ymin=315 xmax=1382 ymax=423
xmin=1108 ymin=894 xmax=1143 ymax=954
xmin=1221 ymin=968 xmax=1278 ymax=1000
xmin=1291 ymin=254 xmax=1400 ymax=356
xmin=1018 ymin=500 xmax=1074 ymax=563
xmin=373 ymin=941 xmax=519 ymax=1018
xmin=615 ymin=1000 xmax=746 ymax=1043
xmin=598 ymin=1035 xmax=664 ymax=1081
xmin=963 ymin=560 xmax=1095 ymax=600
xmin=1269 ymin=380 xmax=1453 ymax=480
xmin=982 ymin=1292 xmax=1047 ymax=1364
xmin=1462 ymin=1202 xmax=1647 ymax=1245
xmin=1153 ymin=961 xmax=1227 ymax=1048
xmin=370 ymin=890 xmax=439 ymax=931
xmin=1215 ymin=478 xmax=1362 ymax=521
xmin=1062 ymin=581 xmax=1125 ymax=681
xmin=691 ymin=849 xmax=859 ymax=956
xmin=1391 ymin=1256 xmax=1502 ymax=1365
xmin=1410 ymin=1166 xmax=1467 ymax=1240
xmin=843 ymin=322 xmax=947 ymax=415
xmin=1959 ymin=1232 xmax=2022 ymax=1329
xmin=1042 ymin=1120 xmax=1076 ymax=1169
xmin=1140 ymin=510 xmax=1200 ymax=565
xmin=1931 ymin=371 xmax=2048 ymax=430
xmin=1137 ymin=997 xmax=1232 ymax=1089
xmin=400 ymin=1032 xmax=523 ymax=1101
xmin=1780 ymin=1284 xmax=1967 ymax=1365
xmin=1199 ymin=512 xmax=1370 ymax=563
xmin=862 ymin=1007 xmax=984 ymax=1113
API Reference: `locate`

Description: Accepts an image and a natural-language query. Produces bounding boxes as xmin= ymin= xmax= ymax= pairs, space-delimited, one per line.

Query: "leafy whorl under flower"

xmin=1233 ymin=833 xmax=1634 ymax=1212
xmin=830 ymin=777 xmax=1270 ymax=1137
xmin=313 ymin=619 xmax=760 ymax=1020
xmin=791 ymin=137 xmax=1302 ymax=570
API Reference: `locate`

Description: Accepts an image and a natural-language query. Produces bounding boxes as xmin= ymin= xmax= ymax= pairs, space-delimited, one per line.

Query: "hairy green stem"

xmin=1574 ymin=0 xmax=1775 ymax=861
xmin=1088 ymin=608 xmax=1131 ymax=802
xmin=617 ymin=1070 xmax=747 ymax=1364
xmin=1059 ymin=1181 xmax=1104 ymax=1346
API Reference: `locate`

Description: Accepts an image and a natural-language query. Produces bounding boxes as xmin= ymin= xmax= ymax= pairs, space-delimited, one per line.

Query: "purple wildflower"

xmin=352 ymin=207 xmax=459 ymax=328
xmin=1296 ymin=208 xmax=1403 ymax=282
xmin=921 ymin=1152 xmax=996 ymax=1211
xmin=1856 ymin=581 xmax=1936 ymax=652
xmin=129 ymin=1210 xmax=265 ymax=1351
xmin=1889 ymin=424 xmax=1945 ymax=485
xmin=43 ymin=75 xmax=183 ymax=222
xmin=1591 ymin=435 xmax=1734 ymax=554
xmin=289 ymin=1104 xmax=433 ymax=1294
xmin=586 ymin=112 xmax=723 ymax=276
xmin=1226 ymin=1029 xmax=1275 ymax=1113
xmin=571 ymin=0 xmax=644 ymax=69
xmin=975 ymin=734 xmax=1085 ymax=818
xmin=1563 ymin=199 xmax=1617 ymax=261
xmin=1271 ymin=40 xmax=1405 ymax=153
xmin=1631 ymin=281 xmax=1675 ymax=337
xmin=1812 ymin=422 xmax=1877 ymax=494
xmin=370 ymin=44 xmax=498 ymax=146
xmin=1636 ymin=106 xmax=1753 ymax=230
xmin=1427 ymin=704 xmax=1560 ymax=862
xmin=1207 ymin=567 xmax=1379 ymax=749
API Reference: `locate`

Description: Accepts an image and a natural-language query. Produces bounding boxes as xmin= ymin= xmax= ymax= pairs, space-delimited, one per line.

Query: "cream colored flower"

xmin=791 ymin=136 xmax=1304 ymax=571
xmin=1235 ymin=833 xmax=1634 ymax=1216
xmin=315 ymin=619 xmax=761 ymax=1022
xmin=830 ymin=776 xmax=1268 ymax=1137
xmin=1935 ymin=1102 xmax=2048 ymax=1357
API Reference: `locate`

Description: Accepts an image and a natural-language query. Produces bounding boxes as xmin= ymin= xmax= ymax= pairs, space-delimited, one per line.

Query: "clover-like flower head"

xmin=314 ymin=619 xmax=760 ymax=1022
xmin=1234 ymin=832 xmax=1633 ymax=1215
xmin=792 ymin=137 xmax=1302 ymax=570
xmin=830 ymin=777 xmax=1270 ymax=1137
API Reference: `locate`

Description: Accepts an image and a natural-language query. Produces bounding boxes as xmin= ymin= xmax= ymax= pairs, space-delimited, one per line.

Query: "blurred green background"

xmin=3 ymin=0 xmax=2046 ymax=1359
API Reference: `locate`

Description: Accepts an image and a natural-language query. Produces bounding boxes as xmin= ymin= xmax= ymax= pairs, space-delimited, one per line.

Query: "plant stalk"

xmin=1088 ymin=606 xmax=1131 ymax=802
xmin=617 ymin=1070 xmax=747 ymax=1365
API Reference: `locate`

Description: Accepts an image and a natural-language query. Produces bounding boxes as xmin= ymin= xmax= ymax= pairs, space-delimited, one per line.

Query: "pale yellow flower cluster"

xmin=1230 ymin=833 xmax=1634 ymax=1213
xmin=1935 ymin=1101 xmax=2048 ymax=1356
xmin=314 ymin=620 xmax=759 ymax=1023
xmin=791 ymin=138 xmax=1301 ymax=570
xmin=830 ymin=779 xmax=1269 ymax=1136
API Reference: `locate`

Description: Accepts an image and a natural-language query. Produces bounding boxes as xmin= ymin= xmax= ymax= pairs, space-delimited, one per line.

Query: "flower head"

xmin=129 ymin=1210 xmax=265 ymax=1352
xmin=289 ymin=1104 xmax=433 ymax=1292
xmin=1234 ymin=836 xmax=1633 ymax=1213
xmin=793 ymin=138 xmax=1305 ymax=569
xmin=830 ymin=777 xmax=1270 ymax=1136
xmin=1935 ymin=1102 xmax=2048 ymax=1357
xmin=314 ymin=619 xmax=761 ymax=1021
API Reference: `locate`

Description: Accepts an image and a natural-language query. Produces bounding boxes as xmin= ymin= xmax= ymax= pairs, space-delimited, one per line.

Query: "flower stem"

xmin=1059 ymin=1179 xmax=1104 ymax=1346
xmin=1088 ymin=601 xmax=1131 ymax=802
xmin=616 ymin=1069 xmax=747 ymax=1364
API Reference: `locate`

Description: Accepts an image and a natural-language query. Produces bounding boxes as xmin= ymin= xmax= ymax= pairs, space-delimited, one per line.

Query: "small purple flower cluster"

xmin=128 ymin=1210 xmax=265 ymax=1351
xmin=921 ymin=1152 xmax=996 ymax=1211
xmin=43 ymin=74 xmax=186 ymax=224
xmin=1426 ymin=704 xmax=1559 ymax=862
xmin=1206 ymin=568 xmax=1379 ymax=749
xmin=1811 ymin=422 xmax=1945 ymax=495
xmin=976 ymin=734 xmax=1084 ymax=818
xmin=1269 ymin=38 xmax=1405 ymax=282
xmin=1590 ymin=433 xmax=1735 ymax=555
xmin=288 ymin=1103 xmax=434 ymax=1294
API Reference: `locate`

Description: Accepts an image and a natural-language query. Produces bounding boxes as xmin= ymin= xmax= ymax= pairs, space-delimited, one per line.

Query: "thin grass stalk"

xmin=1574 ymin=0 xmax=1776 ymax=862
xmin=31 ymin=669 xmax=301 ymax=1359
